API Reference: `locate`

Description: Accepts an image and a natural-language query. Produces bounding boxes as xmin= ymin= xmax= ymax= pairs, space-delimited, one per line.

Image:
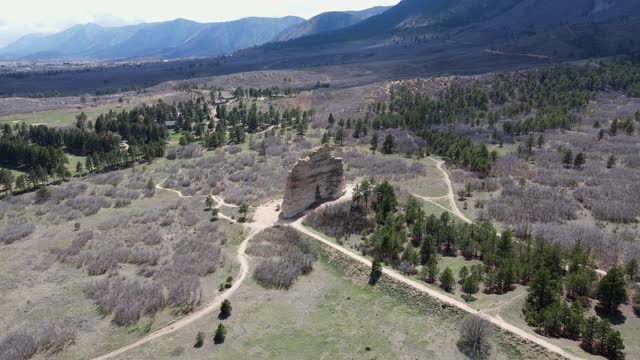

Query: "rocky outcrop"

xmin=281 ymin=144 xmax=345 ymax=218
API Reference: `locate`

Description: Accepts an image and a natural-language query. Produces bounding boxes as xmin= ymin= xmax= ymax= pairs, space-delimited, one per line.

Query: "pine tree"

xmin=370 ymin=133 xmax=379 ymax=153
xmin=581 ymin=316 xmax=598 ymax=352
xmin=321 ymin=131 xmax=330 ymax=144
xmin=606 ymin=329 xmax=625 ymax=359
xmin=625 ymin=259 xmax=638 ymax=281
xmin=426 ymin=257 xmax=438 ymax=284
xmin=194 ymin=331 xmax=205 ymax=348
xmin=327 ymin=113 xmax=335 ymax=127
xmin=597 ymin=266 xmax=628 ymax=314
xmin=439 ymin=267 xmax=455 ymax=293
xmin=219 ymin=299 xmax=232 ymax=319
xmin=382 ymin=134 xmax=395 ymax=154
xmin=462 ymin=275 xmax=480 ymax=300
xmin=562 ymin=149 xmax=573 ymax=168
xmin=607 ymin=154 xmax=617 ymax=169
xmin=573 ymin=152 xmax=586 ymax=170
xmin=206 ymin=196 xmax=214 ymax=210
xmin=146 ymin=178 xmax=155 ymax=190
xmin=213 ymin=323 xmax=227 ymax=344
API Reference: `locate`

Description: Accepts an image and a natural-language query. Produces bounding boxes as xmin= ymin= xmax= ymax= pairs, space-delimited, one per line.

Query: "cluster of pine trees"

xmin=348 ymin=177 xmax=629 ymax=358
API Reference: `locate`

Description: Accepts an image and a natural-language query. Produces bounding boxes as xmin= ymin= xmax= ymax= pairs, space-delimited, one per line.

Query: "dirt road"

xmin=95 ymin=164 xmax=580 ymax=360
xmin=92 ymin=176 xmax=274 ymax=360
xmin=290 ymin=195 xmax=580 ymax=360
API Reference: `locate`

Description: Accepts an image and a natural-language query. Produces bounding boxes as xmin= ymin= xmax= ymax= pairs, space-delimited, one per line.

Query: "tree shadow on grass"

xmin=595 ymin=305 xmax=626 ymax=325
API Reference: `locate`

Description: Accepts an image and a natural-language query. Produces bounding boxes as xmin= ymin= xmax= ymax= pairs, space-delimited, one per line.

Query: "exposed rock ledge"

xmin=281 ymin=144 xmax=345 ymax=218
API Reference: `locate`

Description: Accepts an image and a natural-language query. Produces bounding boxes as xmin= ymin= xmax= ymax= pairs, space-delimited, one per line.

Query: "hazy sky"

xmin=0 ymin=0 xmax=399 ymax=46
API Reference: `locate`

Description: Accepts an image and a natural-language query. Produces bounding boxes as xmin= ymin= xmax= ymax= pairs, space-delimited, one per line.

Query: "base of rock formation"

xmin=281 ymin=144 xmax=345 ymax=218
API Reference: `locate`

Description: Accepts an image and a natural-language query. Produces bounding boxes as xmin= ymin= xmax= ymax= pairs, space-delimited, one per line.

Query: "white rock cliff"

xmin=281 ymin=144 xmax=345 ymax=218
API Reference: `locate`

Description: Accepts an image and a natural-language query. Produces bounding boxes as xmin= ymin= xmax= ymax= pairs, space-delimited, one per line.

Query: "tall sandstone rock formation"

xmin=281 ymin=144 xmax=346 ymax=218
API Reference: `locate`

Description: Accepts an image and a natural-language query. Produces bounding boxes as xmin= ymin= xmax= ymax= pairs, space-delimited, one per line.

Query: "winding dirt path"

xmin=93 ymin=174 xmax=272 ymax=360
xmin=95 ymin=162 xmax=579 ymax=360
xmin=290 ymin=197 xmax=580 ymax=360
xmin=411 ymin=158 xmax=473 ymax=224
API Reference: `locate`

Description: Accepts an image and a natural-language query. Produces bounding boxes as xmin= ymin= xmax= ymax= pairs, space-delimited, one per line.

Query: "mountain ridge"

xmin=273 ymin=6 xmax=392 ymax=42
xmin=0 ymin=16 xmax=305 ymax=60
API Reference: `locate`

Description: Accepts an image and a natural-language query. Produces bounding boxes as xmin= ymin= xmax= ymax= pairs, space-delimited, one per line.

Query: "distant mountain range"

xmin=2 ymin=0 xmax=640 ymax=97
xmin=272 ymin=6 xmax=391 ymax=42
xmin=0 ymin=5 xmax=393 ymax=61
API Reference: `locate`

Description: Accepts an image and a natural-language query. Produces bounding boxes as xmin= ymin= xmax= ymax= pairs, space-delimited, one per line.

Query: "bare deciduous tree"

xmin=457 ymin=314 xmax=493 ymax=360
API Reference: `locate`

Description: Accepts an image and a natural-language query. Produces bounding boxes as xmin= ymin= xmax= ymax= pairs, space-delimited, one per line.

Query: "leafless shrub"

xmin=143 ymin=230 xmax=162 ymax=246
xmin=304 ymin=202 xmax=370 ymax=240
xmin=86 ymin=254 xmax=118 ymax=276
xmin=176 ymin=144 xmax=203 ymax=159
xmin=485 ymin=182 xmax=578 ymax=224
xmin=124 ymin=174 xmax=148 ymax=190
xmin=225 ymin=145 xmax=242 ymax=155
xmin=0 ymin=321 xmax=76 ymax=360
xmin=90 ymin=172 xmax=123 ymax=186
xmin=114 ymin=198 xmax=131 ymax=208
xmin=35 ymin=322 xmax=77 ymax=355
xmin=166 ymin=275 xmax=201 ymax=314
xmin=494 ymin=155 xmax=535 ymax=179
xmin=51 ymin=182 xmax=87 ymax=202
xmin=85 ymin=278 xmax=165 ymax=326
xmin=623 ymin=154 xmax=640 ymax=169
xmin=0 ymin=223 xmax=35 ymax=244
xmin=57 ymin=230 xmax=93 ymax=263
xmin=166 ymin=148 xmax=178 ymax=160
xmin=133 ymin=209 xmax=163 ymax=224
xmin=172 ymin=236 xmax=222 ymax=276
xmin=457 ymin=314 xmax=493 ymax=360
xmin=573 ymin=178 xmax=640 ymax=223
xmin=0 ymin=328 xmax=37 ymax=360
xmin=97 ymin=215 xmax=129 ymax=230
xmin=248 ymin=226 xmax=316 ymax=289
xmin=338 ymin=150 xmax=426 ymax=180
xmin=65 ymin=196 xmax=111 ymax=216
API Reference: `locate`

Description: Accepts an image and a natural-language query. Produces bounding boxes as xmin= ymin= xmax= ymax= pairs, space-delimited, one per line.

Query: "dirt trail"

xmin=411 ymin=158 xmax=473 ymax=224
xmin=92 ymin=175 xmax=274 ymax=360
xmin=418 ymin=159 xmax=613 ymax=280
xmin=96 ymin=164 xmax=580 ymax=360
xmin=290 ymin=193 xmax=580 ymax=360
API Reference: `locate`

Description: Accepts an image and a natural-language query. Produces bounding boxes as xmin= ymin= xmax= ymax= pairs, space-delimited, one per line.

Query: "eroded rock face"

xmin=281 ymin=144 xmax=345 ymax=218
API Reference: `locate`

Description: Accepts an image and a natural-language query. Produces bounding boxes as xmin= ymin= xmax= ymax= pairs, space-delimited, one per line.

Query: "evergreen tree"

xmin=573 ymin=152 xmax=586 ymax=170
xmin=194 ymin=331 xmax=205 ymax=348
xmin=607 ymin=154 xmax=617 ymax=169
xmin=334 ymin=127 xmax=345 ymax=146
xmin=462 ymin=275 xmax=480 ymax=300
xmin=382 ymin=134 xmax=395 ymax=154
xmin=213 ymin=323 xmax=227 ymax=344
xmin=439 ymin=267 xmax=455 ymax=293
xmin=625 ymin=259 xmax=638 ymax=281
xmin=426 ymin=257 xmax=438 ymax=284
xmin=239 ymin=203 xmax=249 ymax=222
xmin=327 ymin=113 xmax=335 ymax=128
xmin=75 ymin=161 xmax=84 ymax=175
xmin=597 ymin=266 xmax=628 ymax=314
xmin=146 ymin=178 xmax=155 ymax=190
xmin=581 ymin=316 xmax=598 ymax=352
xmin=562 ymin=150 xmax=573 ymax=168
xmin=219 ymin=299 xmax=232 ymax=319
xmin=370 ymin=133 xmax=379 ymax=153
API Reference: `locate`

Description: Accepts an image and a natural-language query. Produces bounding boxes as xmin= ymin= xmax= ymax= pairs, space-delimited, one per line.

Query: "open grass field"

xmin=105 ymin=249 xmax=524 ymax=360
xmin=0 ymin=92 xmax=192 ymax=127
